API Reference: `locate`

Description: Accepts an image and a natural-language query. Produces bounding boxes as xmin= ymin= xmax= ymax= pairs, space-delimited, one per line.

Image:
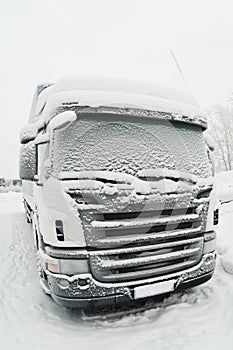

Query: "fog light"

xmin=58 ymin=279 xmax=70 ymax=289
xmin=77 ymin=278 xmax=89 ymax=290
xmin=203 ymin=238 xmax=216 ymax=254
xmin=204 ymin=255 xmax=214 ymax=265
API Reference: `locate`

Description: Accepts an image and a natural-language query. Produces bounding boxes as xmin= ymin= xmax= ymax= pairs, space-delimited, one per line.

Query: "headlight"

xmin=203 ymin=232 xmax=216 ymax=254
xmin=59 ymin=259 xmax=89 ymax=275
xmin=46 ymin=257 xmax=89 ymax=275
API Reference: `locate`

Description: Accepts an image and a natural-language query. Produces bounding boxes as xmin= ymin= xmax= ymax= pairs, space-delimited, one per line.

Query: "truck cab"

xmin=19 ymin=77 xmax=218 ymax=308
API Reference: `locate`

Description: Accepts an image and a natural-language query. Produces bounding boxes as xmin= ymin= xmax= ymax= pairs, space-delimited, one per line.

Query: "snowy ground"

xmin=1 ymin=173 xmax=233 ymax=350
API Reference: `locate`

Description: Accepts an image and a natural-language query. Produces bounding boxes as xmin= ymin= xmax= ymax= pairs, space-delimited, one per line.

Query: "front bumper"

xmin=52 ymin=272 xmax=214 ymax=309
xmin=46 ymin=251 xmax=216 ymax=309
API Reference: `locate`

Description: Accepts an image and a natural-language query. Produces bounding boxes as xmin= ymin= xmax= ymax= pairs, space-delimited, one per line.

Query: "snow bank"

xmin=216 ymin=170 xmax=233 ymax=203
xmin=0 ymin=185 xmax=21 ymax=193
xmin=215 ymin=171 xmax=233 ymax=274
xmin=221 ymin=252 xmax=233 ymax=275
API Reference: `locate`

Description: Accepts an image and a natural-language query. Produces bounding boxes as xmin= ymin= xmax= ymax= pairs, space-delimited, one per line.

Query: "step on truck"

xmin=19 ymin=77 xmax=218 ymax=309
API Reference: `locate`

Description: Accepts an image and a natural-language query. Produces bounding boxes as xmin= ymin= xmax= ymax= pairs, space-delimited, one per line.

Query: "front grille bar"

xmin=89 ymin=236 xmax=202 ymax=256
xmin=91 ymin=213 xmax=199 ymax=229
xmin=96 ymin=247 xmax=201 ymax=270
xmin=77 ymin=199 xmax=208 ymax=282
xmin=93 ymin=259 xmax=199 ymax=282
xmin=89 ymin=236 xmax=204 ymax=282
xmin=94 ymin=226 xmax=202 ymax=248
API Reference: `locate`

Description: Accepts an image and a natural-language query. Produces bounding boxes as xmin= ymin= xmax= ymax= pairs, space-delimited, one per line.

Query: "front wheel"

xmin=36 ymin=251 xmax=51 ymax=295
xmin=23 ymin=200 xmax=32 ymax=224
xmin=32 ymin=215 xmax=51 ymax=296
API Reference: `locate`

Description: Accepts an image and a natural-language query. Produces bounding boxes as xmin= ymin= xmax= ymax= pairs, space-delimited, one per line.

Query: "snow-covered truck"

xmin=19 ymin=77 xmax=218 ymax=308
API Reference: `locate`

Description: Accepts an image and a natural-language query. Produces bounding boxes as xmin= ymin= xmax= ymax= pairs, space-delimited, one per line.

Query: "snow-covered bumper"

xmin=46 ymin=251 xmax=216 ymax=309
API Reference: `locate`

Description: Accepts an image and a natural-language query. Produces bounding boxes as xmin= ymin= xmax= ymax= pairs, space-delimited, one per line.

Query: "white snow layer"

xmin=1 ymin=172 xmax=233 ymax=349
xmin=36 ymin=76 xmax=206 ymax=123
xmin=216 ymin=170 xmax=233 ymax=203
xmin=59 ymin=170 xmax=200 ymax=196
xmin=51 ymin=116 xmax=210 ymax=179
xmin=20 ymin=119 xmax=45 ymax=143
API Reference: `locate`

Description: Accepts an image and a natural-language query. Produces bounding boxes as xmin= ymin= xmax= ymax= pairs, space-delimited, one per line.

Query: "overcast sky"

xmin=0 ymin=0 xmax=233 ymax=178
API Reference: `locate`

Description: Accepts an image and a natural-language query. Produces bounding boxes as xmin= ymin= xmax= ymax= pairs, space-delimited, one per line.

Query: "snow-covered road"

xmin=1 ymin=191 xmax=233 ymax=350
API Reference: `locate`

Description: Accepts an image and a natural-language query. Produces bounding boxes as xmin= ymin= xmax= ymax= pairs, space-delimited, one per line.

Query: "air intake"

xmin=55 ymin=220 xmax=64 ymax=241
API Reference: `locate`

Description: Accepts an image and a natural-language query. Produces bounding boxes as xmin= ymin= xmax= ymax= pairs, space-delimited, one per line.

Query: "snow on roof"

xmin=36 ymin=76 xmax=206 ymax=125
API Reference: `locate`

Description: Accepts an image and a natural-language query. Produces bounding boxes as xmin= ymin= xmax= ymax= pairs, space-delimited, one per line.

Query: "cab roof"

xmin=35 ymin=76 xmax=206 ymax=128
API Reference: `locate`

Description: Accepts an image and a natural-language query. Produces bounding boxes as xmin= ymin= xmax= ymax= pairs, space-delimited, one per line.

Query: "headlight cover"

xmin=59 ymin=258 xmax=90 ymax=275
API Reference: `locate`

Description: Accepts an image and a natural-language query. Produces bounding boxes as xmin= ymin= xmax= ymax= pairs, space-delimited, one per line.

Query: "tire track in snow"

xmin=0 ymin=193 xmax=53 ymax=347
xmin=0 ymin=194 xmax=35 ymax=345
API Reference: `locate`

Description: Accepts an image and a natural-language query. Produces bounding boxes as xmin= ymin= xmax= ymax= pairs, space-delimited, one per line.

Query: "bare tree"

xmin=206 ymin=105 xmax=233 ymax=172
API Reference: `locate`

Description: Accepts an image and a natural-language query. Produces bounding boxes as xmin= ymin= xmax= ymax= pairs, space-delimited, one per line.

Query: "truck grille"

xmin=89 ymin=236 xmax=204 ymax=282
xmin=84 ymin=206 xmax=205 ymax=283
xmin=87 ymin=207 xmax=201 ymax=248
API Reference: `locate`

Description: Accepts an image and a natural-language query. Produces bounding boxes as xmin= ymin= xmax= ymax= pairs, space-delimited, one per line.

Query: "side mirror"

xmin=20 ymin=118 xmax=45 ymax=144
xmin=20 ymin=124 xmax=39 ymax=144
xmin=204 ymin=133 xmax=215 ymax=152
xmin=48 ymin=111 xmax=77 ymax=131
xmin=19 ymin=142 xmax=37 ymax=180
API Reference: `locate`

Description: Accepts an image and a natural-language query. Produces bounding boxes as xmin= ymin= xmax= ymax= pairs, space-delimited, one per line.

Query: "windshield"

xmin=50 ymin=113 xmax=211 ymax=179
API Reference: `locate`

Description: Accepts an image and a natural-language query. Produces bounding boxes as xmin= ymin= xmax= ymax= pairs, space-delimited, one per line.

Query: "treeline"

xmin=206 ymin=100 xmax=233 ymax=172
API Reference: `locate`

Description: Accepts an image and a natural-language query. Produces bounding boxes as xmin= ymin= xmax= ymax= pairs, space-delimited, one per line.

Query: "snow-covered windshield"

xmin=50 ymin=113 xmax=210 ymax=179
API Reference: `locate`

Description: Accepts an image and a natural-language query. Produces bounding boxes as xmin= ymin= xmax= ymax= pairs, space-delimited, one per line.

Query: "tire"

xmin=23 ymin=200 xmax=32 ymax=223
xmin=36 ymin=250 xmax=51 ymax=296
xmin=32 ymin=214 xmax=51 ymax=296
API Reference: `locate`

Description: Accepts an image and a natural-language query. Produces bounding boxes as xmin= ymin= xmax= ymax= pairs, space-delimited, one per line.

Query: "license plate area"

xmin=133 ymin=280 xmax=176 ymax=300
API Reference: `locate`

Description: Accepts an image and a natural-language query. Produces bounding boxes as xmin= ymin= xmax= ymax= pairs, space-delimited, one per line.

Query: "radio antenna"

xmin=170 ymin=49 xmax=192 ymax=95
